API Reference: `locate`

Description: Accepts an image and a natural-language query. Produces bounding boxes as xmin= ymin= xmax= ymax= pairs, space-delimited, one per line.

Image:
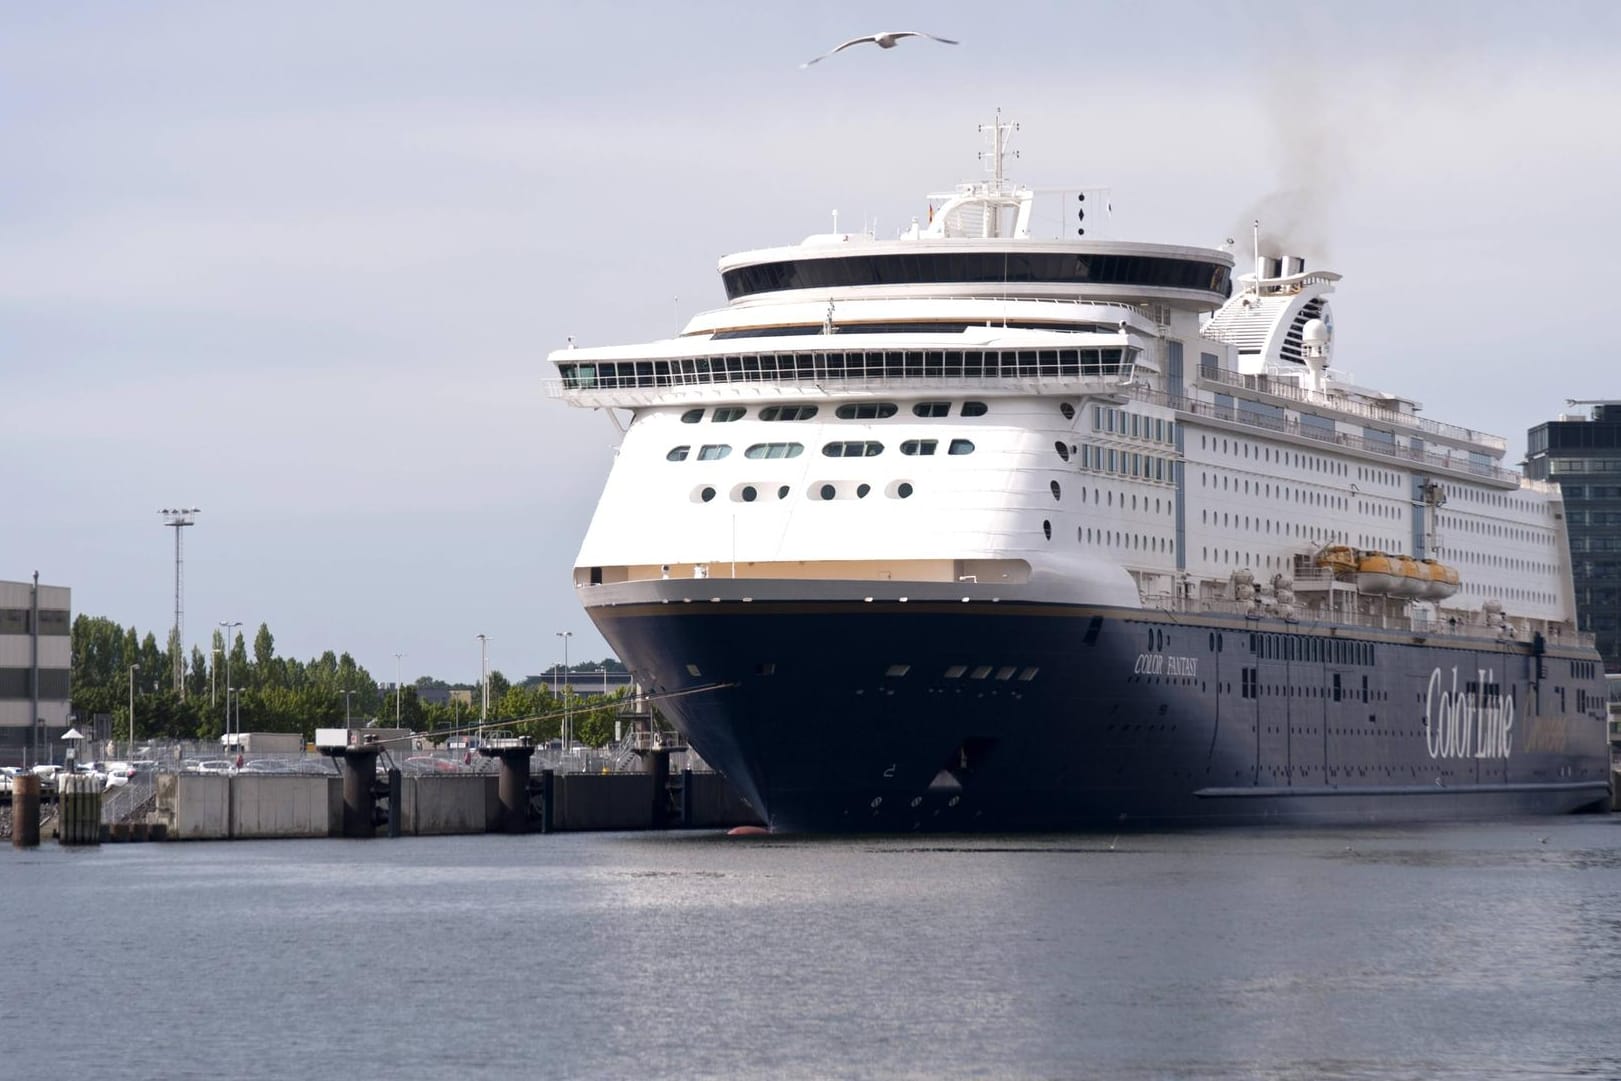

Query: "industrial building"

xmin=0 ymin=576 xmax=72 ymax=766
xmin=1526 ymin=401 xmax=1621 ymax=669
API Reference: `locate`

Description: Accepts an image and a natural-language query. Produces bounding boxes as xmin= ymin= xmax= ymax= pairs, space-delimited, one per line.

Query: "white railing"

xmin=1194 ymin=364 xmax=1507 ymax=451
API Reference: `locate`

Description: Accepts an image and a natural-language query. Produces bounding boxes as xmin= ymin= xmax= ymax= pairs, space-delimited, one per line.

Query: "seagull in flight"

xmin=801 ymin=31 xmax=959 ymax=68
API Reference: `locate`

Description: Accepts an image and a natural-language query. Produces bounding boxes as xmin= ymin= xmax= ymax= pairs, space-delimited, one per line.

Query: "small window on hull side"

xmin=835 ymin=402 xmax=898 ymax=420
xmin=667 ymin=446 xmax=690 ymax=461
xmin=961 ymin=401 xmax=988 ymax=417
xmin=901 ymin=440 xmax=938 ymax=456
xmin=681 ymin=409 xmax=704 ymax=424
xmin=949 ymin=439 xmax=975 ymax=455
xmin=913 ymin=401 xmax=950 ymax=418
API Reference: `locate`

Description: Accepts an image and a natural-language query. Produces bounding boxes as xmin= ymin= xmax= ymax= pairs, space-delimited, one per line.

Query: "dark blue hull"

xmin=593 ymin=599 xmax=1612 ymax=832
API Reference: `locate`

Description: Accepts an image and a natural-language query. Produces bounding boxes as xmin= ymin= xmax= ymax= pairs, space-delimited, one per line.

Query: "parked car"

xmin=101 ymin=761 xmax=138 ymax=787
xmin=240 ymin=759 xmax=295 ymax=774
xmin=185 ymin=759 xmax=236 ymax=776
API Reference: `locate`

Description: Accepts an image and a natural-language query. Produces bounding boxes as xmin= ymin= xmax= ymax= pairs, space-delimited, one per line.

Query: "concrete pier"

xmin=338 ymin=750 xmax=381 ymax=838
xmin=478 ymin=739 xmax=537 ymax=834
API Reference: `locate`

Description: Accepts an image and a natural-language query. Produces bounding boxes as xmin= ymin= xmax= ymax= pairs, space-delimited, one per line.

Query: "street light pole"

xmin=555 ymin=630 xmax=573 ymax=750
xmin=341 ymin=689 xmax=355 ymax=726
xmin=219 ymin=620 xmax=241 ymax=743
xmin=210 ymin=647 xmax=220 ymax=708
xmin=394 ymin=652 xmax=405 ymax=725
xmin=475 ymin=634 xmax=490 ymax=730
xmin=128 ymin=664 xmax=139 ymax=754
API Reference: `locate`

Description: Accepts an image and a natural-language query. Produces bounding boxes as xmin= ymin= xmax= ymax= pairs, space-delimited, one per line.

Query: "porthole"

xmin=819 ymin=483 xmax=836 ymax=500
xmin=897 ymin=482 xmax=914 ymax=499
xmin=857 ymin=483 xmax=871 ymax=499
xmin=777 ymin=485 xmax=790 ymax=499
xmin=1060 ymin=402 xmax=1075 ymax=420
xmin=1042 ymin=519 xmax=1052 ymax=540
xmin=1051 ymin=480 xmax=1062 ymax=501
xmin=1055 ymin=441 xmax=1070 ymax=462
xmin=666 ymin=445 xmax=690 ymax=462
xmin=700 ymin=487 xmax=716 ymax=502
xmin=741 ymin=486 xmax=757 ymax=502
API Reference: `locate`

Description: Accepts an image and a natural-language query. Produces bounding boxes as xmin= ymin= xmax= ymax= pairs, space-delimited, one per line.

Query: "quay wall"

xmin=153 ymin=769 xmax=761 ymax=838
xmin=400 ymin=775 xmax=493 ymax=835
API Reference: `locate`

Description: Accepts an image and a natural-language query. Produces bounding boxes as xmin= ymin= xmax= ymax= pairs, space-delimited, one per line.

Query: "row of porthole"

xmin=695 ymin=481 xmax=917 ymax=503
xmin=668 ymin=439 xmax=976 ymax=461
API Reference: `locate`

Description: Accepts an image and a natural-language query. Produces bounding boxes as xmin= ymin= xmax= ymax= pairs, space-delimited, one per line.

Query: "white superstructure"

xmin=550 ymin=117 xmax=1581 ymax=647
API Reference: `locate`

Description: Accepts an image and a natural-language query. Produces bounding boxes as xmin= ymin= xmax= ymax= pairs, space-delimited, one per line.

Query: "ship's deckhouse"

xmin=548 ymin=116 xmax=1589 ymax=654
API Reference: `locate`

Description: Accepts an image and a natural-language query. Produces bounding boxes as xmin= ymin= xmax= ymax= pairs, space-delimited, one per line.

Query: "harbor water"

xmin=4 ymin=820 xmax=1621 ymax=1080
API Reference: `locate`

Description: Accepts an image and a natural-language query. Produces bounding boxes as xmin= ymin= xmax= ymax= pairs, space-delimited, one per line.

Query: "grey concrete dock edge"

xmin=149 ymin=771 xmax=761 ymax=840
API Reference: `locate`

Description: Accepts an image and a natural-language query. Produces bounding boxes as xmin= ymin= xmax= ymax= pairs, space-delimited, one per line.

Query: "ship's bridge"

xmin=718 ymin=239 xmax=1233 ymax=313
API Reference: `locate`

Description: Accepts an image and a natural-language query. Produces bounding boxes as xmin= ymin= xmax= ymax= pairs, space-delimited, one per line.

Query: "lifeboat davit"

xmin=1315 ymin=545 xmax=1357 ymax=575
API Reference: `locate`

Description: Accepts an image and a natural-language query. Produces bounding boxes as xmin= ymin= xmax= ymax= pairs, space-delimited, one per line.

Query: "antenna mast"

xmin=160 ymin=507 xmax=200 ymax=696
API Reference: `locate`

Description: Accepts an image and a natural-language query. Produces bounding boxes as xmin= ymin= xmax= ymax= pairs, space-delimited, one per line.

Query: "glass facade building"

xmin=1525 ymin=403 xmax=1621 ymax=669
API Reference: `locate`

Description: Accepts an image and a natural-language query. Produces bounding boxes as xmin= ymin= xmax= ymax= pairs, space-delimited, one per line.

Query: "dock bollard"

xmin=12 ymin=773 xmax=40 ymax=848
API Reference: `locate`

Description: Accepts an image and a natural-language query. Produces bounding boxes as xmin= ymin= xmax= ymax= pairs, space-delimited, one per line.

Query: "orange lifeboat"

xmin=1389 ymin=555 xmax=1426 ymax=597
xmin=1355 ymin=551 xmax=1402 ymax=594
xmin=1417 ymin=558 xmax=1460 ymax=601
xmin=1356 ymin=552 xmax=1426 ymax=596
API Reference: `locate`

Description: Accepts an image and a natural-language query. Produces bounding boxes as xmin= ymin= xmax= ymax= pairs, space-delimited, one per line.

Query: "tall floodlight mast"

xmin=159 ymin=508 xmax=201 ymax=696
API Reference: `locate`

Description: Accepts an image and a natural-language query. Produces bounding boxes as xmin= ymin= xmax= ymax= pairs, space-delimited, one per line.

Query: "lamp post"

xmin=128 ymin=664 xmax=139 ymax=754
xmin=219 ymin=620 xmax=241 ymax=741
xmin=475 ymin=634 xmax=490 ymax=730
xmin=555 ymin=631 xmax=573 ymax=750
xmin=393 ymin=652 xmax=405 ymax=725
xmin=210 ymin=647 xmax=221 ymax=708
xmin=341 ymin=689 xmax=355 ymax=726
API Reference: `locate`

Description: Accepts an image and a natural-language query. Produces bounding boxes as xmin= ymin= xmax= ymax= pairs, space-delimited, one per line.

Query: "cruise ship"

xmin=549 ymin=117 xmax=1611 ymax=831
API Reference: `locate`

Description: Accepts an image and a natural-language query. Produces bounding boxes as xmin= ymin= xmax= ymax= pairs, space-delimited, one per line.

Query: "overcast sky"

xmin=4 ymin=1 xmax=1619 ymax=686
